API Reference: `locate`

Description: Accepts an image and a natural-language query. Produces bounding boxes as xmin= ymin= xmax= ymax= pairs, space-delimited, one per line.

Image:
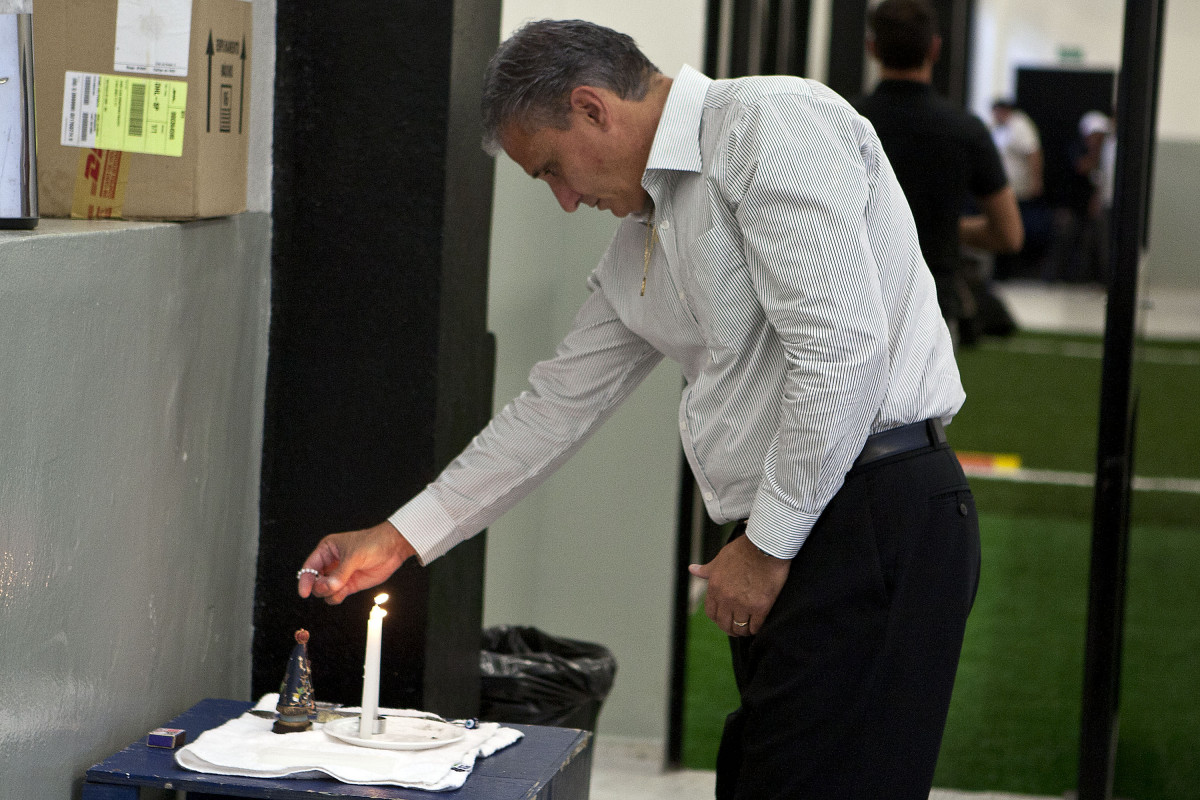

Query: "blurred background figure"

xmin=1079 ymin=109 xmax=1116 ymax=284
xmin=854 ymin=0 xmax=1023 ymax=349
xmin=1052 ymin=109 xmax=1114 ymax=284
xmin=990 ymin=99 xmax=1051 ymax=281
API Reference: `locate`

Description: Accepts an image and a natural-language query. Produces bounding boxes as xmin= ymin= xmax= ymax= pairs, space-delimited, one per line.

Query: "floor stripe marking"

xmin=977 ymin=337 xmax=1200 ymax=366
xmin=962 ymin=464 xmax=1200 ymax=495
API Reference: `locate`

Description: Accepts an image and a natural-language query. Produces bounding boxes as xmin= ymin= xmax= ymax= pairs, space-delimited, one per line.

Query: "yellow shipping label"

xmin=60 ymin=71 xmax=187 ymax=157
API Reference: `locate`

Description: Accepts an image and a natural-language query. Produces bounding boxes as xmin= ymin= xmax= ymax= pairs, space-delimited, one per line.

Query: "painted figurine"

xmin=273 ymin=629 xmax=316 ymax=733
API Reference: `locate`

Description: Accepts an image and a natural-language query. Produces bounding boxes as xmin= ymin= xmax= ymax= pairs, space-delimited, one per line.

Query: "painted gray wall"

xmin=479 ymin=1 xmax=706 ymax=751
xmin=0 ymin=214 xmax=271 ymax=799
xmin=0 ymin=1 xmax=276 ymax=792
xmin=1144 ymin=140 xmax=1200 ymax=290
xmin=482 ymin=156 xmax=685 ymax=743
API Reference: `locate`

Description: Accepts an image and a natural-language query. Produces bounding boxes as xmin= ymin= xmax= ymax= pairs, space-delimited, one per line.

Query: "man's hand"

xmin=688 ymin=534 xmax=791 ymax=636
xmin=297 ymin=521 xmax=417 ymax=605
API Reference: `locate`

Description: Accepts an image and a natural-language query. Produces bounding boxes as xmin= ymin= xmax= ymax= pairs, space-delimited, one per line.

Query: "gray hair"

xmin=480 ymin=19 xmax=661 ymax=155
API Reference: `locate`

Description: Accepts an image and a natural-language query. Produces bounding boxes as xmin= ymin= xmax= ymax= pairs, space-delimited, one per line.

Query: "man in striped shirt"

xmin=299 ymin=19 xmax=980 ymax=799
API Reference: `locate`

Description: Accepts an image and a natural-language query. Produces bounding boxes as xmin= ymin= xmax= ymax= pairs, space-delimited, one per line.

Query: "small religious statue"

xmin=273 ymin=629 xmax=317 ymax=733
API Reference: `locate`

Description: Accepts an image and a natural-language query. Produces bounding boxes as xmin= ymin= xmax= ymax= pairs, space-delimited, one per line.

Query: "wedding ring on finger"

xmin=733 ymin=620 xmax=749 ymax=628
xmin=297 ymin=568 xmax=321 ymax=580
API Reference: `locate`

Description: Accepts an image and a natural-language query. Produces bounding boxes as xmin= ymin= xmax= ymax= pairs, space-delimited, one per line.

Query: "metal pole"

xmin=1077 ymin=1 xmax=1166 ymax=797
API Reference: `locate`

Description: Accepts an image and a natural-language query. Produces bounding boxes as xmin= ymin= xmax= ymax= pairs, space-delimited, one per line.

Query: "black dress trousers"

xmin=716 ymin=443 xmax=981 ymax=800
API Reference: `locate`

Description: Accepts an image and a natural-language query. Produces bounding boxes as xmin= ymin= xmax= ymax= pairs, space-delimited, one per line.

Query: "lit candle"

xmin=359 ymin=592 xmax=388 ymax=738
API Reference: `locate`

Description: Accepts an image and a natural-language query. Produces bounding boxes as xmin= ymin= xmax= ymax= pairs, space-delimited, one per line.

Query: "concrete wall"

xmin=481 ymin=1 xmax=705 ymax=750
xmin=0 ymin=214 xmax=272 ymax=799
xmin=0 ymin=2 xmax=276 ymax=796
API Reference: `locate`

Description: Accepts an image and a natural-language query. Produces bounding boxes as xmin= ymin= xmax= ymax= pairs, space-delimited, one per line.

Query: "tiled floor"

xmin=993 ymin=279 xmax=1200 ymax=340
xmin=589 ymin=280 xmax=1200 ymax=799
xmin=588 ymin=736 xmax=1064 ymax=800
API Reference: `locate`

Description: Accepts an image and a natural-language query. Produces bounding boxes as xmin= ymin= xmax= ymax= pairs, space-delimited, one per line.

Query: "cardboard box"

xmin=33 ymin=0 xmax=251 ymax=219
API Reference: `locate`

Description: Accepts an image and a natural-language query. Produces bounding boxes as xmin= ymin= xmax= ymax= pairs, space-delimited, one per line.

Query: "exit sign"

xmin=1059 ymin=45 xmax=1085 ymax=63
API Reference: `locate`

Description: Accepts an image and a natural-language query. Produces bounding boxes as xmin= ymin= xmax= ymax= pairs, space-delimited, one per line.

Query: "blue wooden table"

xmin=82 ymin=698 xmax=592 ymax=800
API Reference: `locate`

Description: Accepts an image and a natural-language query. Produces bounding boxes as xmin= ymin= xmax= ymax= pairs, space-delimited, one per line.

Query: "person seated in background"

xmin=1052 ymin=109 xmax=1114 ymax=284
xmin=1078 ymin=109 xmax=1116 ymax=284
xmin=990 ymin=99 xmax=1051 ymax=280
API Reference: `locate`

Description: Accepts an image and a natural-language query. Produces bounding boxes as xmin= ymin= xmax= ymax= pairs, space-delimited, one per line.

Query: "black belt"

xmin=853 ymin=418 xmax=946 ymax=468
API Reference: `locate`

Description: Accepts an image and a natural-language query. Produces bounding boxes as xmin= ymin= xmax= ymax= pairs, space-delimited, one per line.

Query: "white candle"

xmin=359 ymin=592 xmax=388 ymax=738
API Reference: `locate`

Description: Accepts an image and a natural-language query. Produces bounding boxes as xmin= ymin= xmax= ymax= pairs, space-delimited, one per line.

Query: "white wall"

xmin=970 ymin=0 xmax=1124 ymax=119
xmin=1156 ymin=0 xmax=1200 ymax=142
xmin=969 ymin=0 xmax=1200 ymax=287
xmin=483 ymin=1 xmax=706 ymax=748
xmin=971 ymin=0 xmax=1200 ymax=141
xmin=246 ymin=0 xmax=275 ymax=211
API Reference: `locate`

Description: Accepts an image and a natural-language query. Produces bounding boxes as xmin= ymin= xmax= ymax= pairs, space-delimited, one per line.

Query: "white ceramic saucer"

xmin=323 ymin=715 xmax=466 ymax=751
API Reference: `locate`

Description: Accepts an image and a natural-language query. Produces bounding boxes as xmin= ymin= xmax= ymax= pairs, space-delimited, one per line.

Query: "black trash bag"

xmin=480 ymin=625 xmax=617 ymax=731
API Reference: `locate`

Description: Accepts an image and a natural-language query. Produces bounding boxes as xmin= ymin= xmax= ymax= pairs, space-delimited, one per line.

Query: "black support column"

xmin=825 ymin=0 xmax=869 ymax=99
xmin=253 ymin=0 xmax=502 ymax=719
xmin=1078 ymin=1 xmax=1166 ymax=797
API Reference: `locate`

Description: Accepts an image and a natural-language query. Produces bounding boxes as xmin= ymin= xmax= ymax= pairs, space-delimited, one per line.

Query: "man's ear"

xmin=928 ymin=34 xmax=943 ymax=65
xmin=569 ymin=86 xmax=610 ymax=128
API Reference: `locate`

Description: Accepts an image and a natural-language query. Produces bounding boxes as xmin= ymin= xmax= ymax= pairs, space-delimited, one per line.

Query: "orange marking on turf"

xmin=956 ymin=451 xmax=1022 ymax=472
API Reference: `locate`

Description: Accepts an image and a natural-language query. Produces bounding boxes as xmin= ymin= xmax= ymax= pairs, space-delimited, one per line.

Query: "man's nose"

xmin=548 ymin=179 xmax=582 ymax=212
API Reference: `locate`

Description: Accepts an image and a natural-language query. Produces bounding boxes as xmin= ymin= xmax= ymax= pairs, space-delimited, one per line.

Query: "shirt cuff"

xmin=745 ymin=490 xmax=819 ymax=560
xmin=387 ymin=491 xmax=461 ymax=565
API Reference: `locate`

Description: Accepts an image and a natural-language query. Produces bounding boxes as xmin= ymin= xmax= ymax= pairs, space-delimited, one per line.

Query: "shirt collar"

xmin=645 ymin=64 xmax=710 ymax=176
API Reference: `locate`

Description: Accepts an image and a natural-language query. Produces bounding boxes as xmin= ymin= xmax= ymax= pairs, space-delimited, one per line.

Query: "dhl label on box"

xmin=61 ymin=71 xmax=188 ymax=157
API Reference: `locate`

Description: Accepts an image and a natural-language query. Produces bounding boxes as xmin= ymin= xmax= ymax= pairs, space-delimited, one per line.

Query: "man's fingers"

xmin=313 ymin=571 xmax=349 ymax=604
xmin=727 ymin=613 xmax=752 ymax=637
xmin=297 ymin=536 xmax=348 ymax=598
xmin=296 ymin=559 xmax=329 ymax=598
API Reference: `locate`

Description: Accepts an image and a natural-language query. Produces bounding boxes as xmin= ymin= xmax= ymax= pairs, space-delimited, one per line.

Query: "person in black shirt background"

xmin=854 ymin=0 xmax=1023 ymax=347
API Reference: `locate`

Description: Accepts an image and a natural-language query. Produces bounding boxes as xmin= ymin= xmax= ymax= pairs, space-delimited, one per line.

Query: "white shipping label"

xmin=61 ymin=71 xmax=101 ymax=148
xmin=113 ymin=0 xmax=194 ymax=76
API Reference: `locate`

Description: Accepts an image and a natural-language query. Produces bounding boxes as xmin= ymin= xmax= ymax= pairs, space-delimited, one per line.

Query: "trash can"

xmin=479 ymin=625 xmax=617 ymax=732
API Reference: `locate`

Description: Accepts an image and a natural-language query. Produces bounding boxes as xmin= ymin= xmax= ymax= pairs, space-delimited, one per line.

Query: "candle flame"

xmin=374 ymin=593 xmax=388 ymax=605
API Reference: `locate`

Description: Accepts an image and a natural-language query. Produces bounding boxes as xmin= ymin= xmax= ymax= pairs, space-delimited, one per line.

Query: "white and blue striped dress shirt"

xmin=392 ymin=65 xmax=965 ymax=563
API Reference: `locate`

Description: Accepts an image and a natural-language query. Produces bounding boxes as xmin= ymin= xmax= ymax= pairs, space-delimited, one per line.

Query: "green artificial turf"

xmin=681 ymin=608 xmax=740 ymax=769
xmin=934 ymin=509 xmax=1090 ymax=795
xmin=680 ymin=332 xmax=1200 ymax=799
xmin=951 ymin=333 xmax=1200 ymax=478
